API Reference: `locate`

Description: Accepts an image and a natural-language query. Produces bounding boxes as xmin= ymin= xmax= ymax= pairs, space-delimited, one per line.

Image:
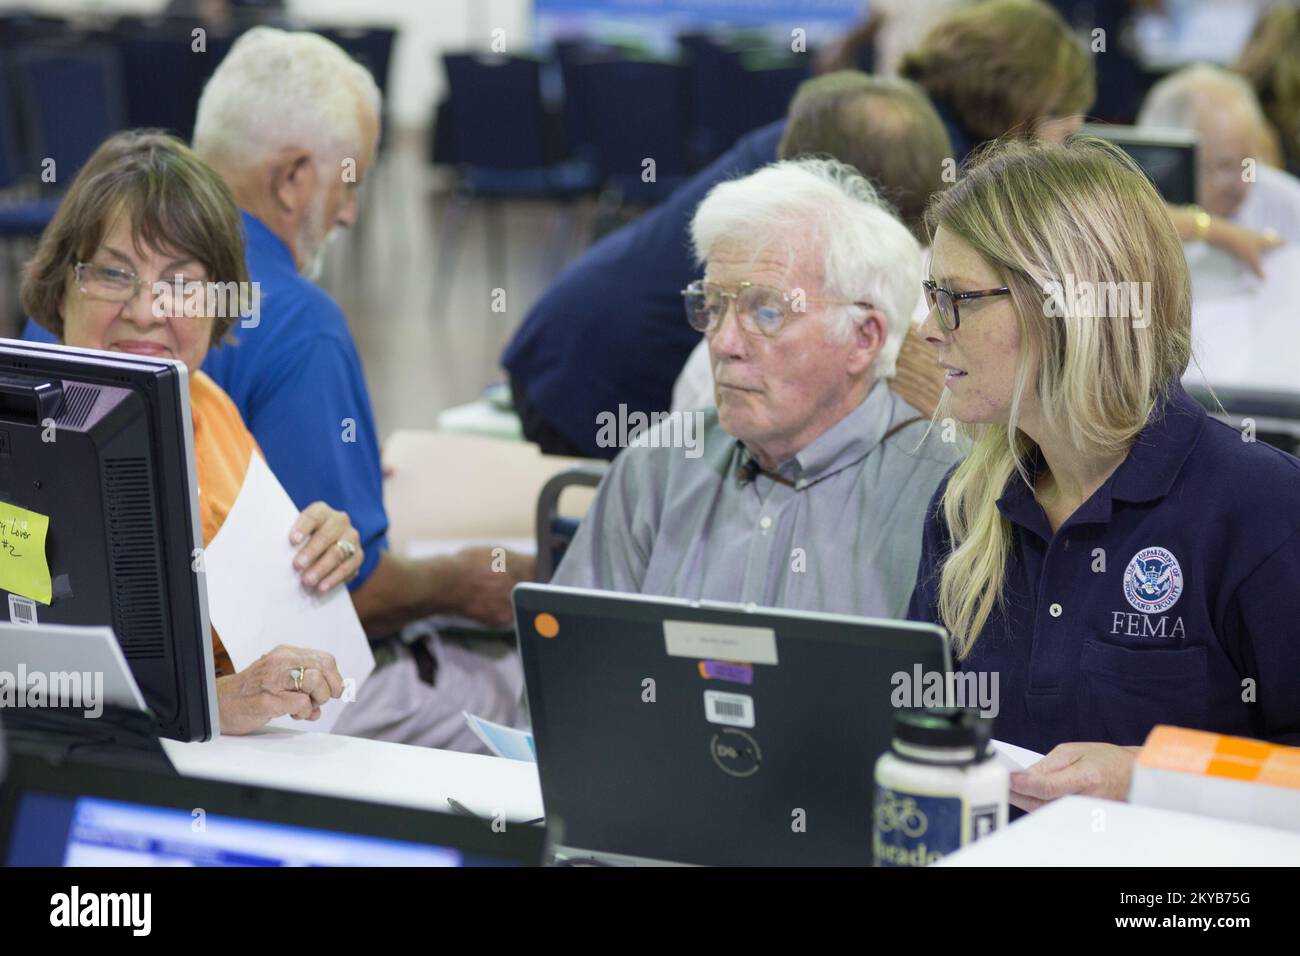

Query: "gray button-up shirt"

xmin=552 ymin=383 xmax=963 ymax=619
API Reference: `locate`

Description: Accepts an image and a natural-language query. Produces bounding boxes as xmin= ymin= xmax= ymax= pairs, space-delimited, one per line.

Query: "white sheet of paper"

xmin=992 ymin=739 xmax=1044 ymax=772
xmin=204 ymin=453 xmax=374 ymax=732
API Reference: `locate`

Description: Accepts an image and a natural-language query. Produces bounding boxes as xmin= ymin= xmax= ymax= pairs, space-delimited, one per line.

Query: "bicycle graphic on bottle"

xmin=875 ymin=789 xmax=928 ymax=838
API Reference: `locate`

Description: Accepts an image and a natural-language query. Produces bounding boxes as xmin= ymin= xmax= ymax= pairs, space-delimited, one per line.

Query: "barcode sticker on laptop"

xmin=704 ymin=690 xmax=754 ymax=728
xmin=7 ymin=593 xmax=37 ymax=626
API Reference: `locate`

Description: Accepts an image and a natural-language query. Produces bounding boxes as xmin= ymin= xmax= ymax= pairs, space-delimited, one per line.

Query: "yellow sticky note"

xmin=0 ymin=501 xmax=51 ymax=605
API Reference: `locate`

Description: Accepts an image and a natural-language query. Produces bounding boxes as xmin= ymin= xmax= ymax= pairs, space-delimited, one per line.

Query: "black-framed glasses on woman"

xmin=682 ymin=279 xmax=871 ymax=338
xmin=922 ymin=277 xmax=1011 ymax=332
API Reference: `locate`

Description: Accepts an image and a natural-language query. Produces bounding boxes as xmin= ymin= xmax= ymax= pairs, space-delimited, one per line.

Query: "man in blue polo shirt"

xmin=197 ymin=29 xmax=530 ymax=749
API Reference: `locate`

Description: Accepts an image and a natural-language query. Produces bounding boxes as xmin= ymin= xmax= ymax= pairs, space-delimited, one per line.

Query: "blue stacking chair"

xmin=679 ymin=33 xmax=749 ymax=169
xmin=0 ymin=56 xmax=59 ymax=237
xmin=15 ymin=45 xmax=126 ymax=184
xmin=441 ymin=53 xmax=592 ymax=196
xmin=575 ymin=58 xmax=690 ymax=210
xmin=317 ymin=25 xmax=397 ymax=150
xmin=109 ymin=19 xmax=231 ymax=142
xmin=434 ymin=53 xmax=597 ymax=317
xmin=318 ymin=26 xmax=396 ymax=100
xmin=739 ymin=54 xmax=811 ymax=134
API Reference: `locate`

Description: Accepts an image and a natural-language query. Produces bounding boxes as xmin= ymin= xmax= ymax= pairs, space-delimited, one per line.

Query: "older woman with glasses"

xmin=550 ymin=157 xmax=961 ymax=620
xmin=20 ymin=130 xmax=363 ymax=734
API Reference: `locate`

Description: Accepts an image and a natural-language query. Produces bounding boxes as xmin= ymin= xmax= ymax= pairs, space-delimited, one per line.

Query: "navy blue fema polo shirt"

xmin=908 ymin=382 xmax=1300 ymax=754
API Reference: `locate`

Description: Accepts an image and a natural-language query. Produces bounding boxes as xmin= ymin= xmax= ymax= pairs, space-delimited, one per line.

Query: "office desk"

xmin=382 ymin=429 xmax=595 ymax=554
xmin=162 ymin=730 xmax=544 ymax=823
xmin=163 ymin=735 xmax=1300 ymax=865
xmin=939 ymin=795 xmax=1300 ymax=866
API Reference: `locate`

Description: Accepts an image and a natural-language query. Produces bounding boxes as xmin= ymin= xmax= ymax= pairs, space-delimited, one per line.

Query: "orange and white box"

xmin=1128 ymin=725 xmax=1300 ymax=833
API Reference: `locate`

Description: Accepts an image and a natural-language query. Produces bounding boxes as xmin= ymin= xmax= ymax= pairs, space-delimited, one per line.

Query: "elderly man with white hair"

xmin=192 ymin=28 xmax=527 ymax=751
xmin=1139 ymin=63 xmax=1300 ymax=250
xmin=552 ymin=158 xmax=961 ymax=617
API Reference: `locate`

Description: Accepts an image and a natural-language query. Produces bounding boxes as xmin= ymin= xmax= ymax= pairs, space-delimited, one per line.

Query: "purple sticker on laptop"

xmin=697 ymin=659 xmax=754 ymax=685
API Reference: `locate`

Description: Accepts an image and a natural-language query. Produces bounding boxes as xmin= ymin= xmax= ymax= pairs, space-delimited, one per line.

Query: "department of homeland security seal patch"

xmin=1123 ymin=547 xmax=1184 ymax=614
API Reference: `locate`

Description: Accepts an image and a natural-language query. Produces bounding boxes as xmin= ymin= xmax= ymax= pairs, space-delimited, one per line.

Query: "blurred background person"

xmin=1140 ymin=64 xmax=1300 ymax=396
xmin=814 ymin=0 xmax=980 ymax=77
xmin=1235 ymin=4 xmax=1300 ymax=177
xmin=897 ymin=0 xmax=1095 ymax=156
xmin=1139 ymin=64 xmax=1300 ymax=247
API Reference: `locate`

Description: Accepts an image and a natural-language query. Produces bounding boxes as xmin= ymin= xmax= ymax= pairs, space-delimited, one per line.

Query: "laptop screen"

xmin=5 ymin=792 xmax=504 ymax=867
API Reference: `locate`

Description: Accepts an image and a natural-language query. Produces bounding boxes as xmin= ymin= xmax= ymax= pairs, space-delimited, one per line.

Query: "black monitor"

xmin=0 ymin=751 xmax=545 ymax=867
xmin=1079 ymin=123 xmax=1198 ymax=205
xmin=0 ymin=339 xmax=216 ymax=741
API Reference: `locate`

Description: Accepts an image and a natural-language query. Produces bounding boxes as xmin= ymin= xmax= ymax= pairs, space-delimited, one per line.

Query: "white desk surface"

xmin=162 ymin=730 xmax=544 ymax=823
xmin=382 ymin=429 xmax=593 ymax=554
xmin=162 ymin=737 xmax=1300 ymax=864
xmin=939 ymin=795 xmax=1300 ymax=866
xmin=1186 ymin=243 xmax=1300 ymax=393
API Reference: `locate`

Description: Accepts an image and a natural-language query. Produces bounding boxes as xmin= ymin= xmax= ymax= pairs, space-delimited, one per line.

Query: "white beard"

xmin=297 ymin=195 xmax=337 ymax=280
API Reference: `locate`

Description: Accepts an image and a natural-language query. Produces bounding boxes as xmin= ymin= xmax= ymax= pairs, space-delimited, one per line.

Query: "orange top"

xmin=190 ymin=369 xmax=258 ymax=678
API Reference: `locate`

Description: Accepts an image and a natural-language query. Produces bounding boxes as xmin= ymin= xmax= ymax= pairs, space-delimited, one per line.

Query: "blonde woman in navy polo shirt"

xmin=908 ymin=136 xmax=1300 ymax=812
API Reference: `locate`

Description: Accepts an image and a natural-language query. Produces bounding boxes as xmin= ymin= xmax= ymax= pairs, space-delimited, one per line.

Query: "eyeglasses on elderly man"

xmin=682 ymin=279 xmax=874 ymax=337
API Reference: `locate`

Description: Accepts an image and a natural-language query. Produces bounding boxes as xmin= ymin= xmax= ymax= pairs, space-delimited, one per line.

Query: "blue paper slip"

xmin=463 ymin=711 xmax=536 ymax=763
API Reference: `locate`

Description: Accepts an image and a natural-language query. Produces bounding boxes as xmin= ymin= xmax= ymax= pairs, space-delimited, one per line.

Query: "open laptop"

xmin=514 ymin=584 xmax=951 ymax=866
xmin=0 ymin=751 xmax=546 ymax=867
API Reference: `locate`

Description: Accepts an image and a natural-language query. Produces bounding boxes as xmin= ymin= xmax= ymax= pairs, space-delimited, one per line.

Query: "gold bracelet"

xmin=1188 ymin=204 xmax=1212 ymax=242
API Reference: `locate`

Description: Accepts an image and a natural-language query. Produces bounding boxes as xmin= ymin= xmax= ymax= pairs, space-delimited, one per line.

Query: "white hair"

xmin=1138 ymin=63 xmax=1266 ymax=130
xmin=193 ymin=27 xmax=382 ymax=169
xmin=690 ymin=157 xmax=921 ymax=378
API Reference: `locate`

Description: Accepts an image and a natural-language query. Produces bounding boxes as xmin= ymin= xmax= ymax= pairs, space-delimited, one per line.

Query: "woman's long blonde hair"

xmin=926 ymin=137 xmax=1192 ymax=658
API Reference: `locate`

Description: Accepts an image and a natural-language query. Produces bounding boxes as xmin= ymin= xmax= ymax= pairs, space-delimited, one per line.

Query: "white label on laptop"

xmin=664 ymin=620 xmax=778 ymax=665
xmin=7 ymin=594 xmax=37 ymax=626
xmin=704 ymin=690 xmax=755 ymax=728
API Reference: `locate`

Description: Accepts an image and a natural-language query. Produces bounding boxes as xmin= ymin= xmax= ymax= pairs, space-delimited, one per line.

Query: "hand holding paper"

xmin=204 ymin=454 xmax=374 ymax=733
